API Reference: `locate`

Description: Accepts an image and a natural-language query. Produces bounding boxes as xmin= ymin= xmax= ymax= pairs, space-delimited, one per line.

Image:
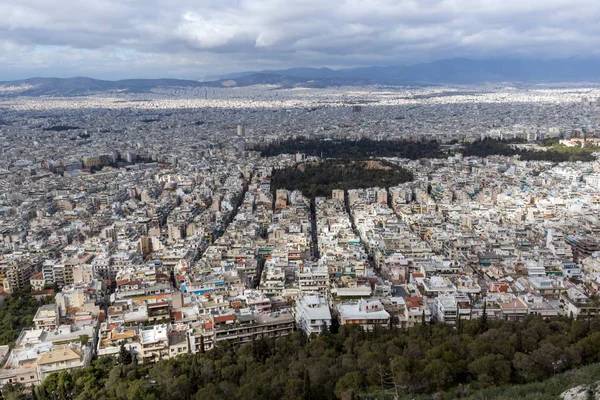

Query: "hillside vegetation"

xmin=408 ymin=363 xmax=600 ymax=400
xmin=9 ymin=316 xmax=600 ymax=400
xmin=0 ymin=288 xmax=51 ymax=345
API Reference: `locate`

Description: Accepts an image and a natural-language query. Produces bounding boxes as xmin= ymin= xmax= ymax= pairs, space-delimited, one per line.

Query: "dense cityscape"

xmin=2 ymin=83 xmax=600 ymax=398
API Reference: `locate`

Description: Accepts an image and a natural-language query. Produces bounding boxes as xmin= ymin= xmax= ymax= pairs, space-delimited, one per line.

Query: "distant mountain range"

xmin=3 ymin=58 xmax=600 ymax=96
xmin=217 ymin=58 xmax=600 ymax=84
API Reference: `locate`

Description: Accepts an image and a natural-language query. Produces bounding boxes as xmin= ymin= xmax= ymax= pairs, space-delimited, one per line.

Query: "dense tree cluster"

xmin=41 ymin=126 xmax=80 ymax=132
xmin=0 ymin=288 xmax=50 ymax=345
xmin=271 ymin=159 xmax=413 ymax=198
xmin=256 ymin=137 xmax=598 ymax=163
xmin=9 ymin=316 xmax=600 ymax=400
xmin=255 ymin=137 xmax=443 ymax=159
xmin=463 ymin=139 xmax=597 ymax=162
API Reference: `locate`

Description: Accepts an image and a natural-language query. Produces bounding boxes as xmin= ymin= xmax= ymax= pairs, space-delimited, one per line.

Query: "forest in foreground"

xmin=4 ymin=316 xmax=600 ymax=400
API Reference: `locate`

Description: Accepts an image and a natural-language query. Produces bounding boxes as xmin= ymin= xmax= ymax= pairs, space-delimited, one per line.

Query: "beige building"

xmin=30 ymin=271 xmax=46 ymax=291
xmin=139 ymin=324 xmax=169 ymax=363
xmin=33 ymin=304 xmax=59 ymax=330
xmin=332 ymin=189 xmax=345 ymax=202
xmin=55 ymin=289 xmax=85 ymax=315
xmin=36 ymin=344 xmax=88 ymax=380
xmin=0 ymin=258 xmax=35 ymax=293
xmin=72 ymin=265 xmax=94 ymax=285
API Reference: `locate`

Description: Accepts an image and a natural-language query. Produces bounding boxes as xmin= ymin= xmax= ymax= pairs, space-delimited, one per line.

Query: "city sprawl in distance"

xmin=2 ymin=80 xmax=600 ymax=399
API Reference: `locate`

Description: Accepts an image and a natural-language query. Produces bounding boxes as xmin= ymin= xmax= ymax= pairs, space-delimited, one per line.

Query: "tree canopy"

xmin=20 ymin=315 xmax=600 ymax=400
xmin=255 ymin=137 xmax=443 ymax=160
xmin=462 ymin=139 xmax=598 ymax=162
xmin=0 ymin=287 xmax=50 ymax=345
xmin=255 ymin=137 xmax=598 ymax=163
xmin=271 ymin=159 xmax=413 ymax=198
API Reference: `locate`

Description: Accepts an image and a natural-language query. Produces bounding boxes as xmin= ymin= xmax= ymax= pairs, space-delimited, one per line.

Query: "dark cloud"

xmin=1 ymin=0 xmax=600 ymax=79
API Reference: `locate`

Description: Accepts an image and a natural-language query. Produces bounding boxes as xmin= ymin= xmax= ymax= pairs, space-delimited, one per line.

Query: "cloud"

xmin=1 ymin=0 xmax=600 ymax=79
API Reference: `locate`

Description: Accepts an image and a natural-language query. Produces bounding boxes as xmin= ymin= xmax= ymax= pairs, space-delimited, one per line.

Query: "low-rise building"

xmin=295 ymin=295 xmax=332 ymax=336
xmin=337 ymin=299 xmax=390 ymax=330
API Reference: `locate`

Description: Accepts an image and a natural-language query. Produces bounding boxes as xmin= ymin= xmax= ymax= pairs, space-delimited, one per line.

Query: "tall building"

xmin=139 ymin=236 xmax=153 ymax=256
xmin=82 ymin=154 xmax=111 ymax=169
xmin=332 ymin=189 xmax=345 ymax=202
xmin=168 ymin=224 xmax=185 ymax=243
xmin=0 ymin=259 xmax=35 ymax=293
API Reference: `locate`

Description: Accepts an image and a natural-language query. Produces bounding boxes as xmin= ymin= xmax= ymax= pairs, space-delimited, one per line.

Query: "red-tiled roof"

xmin=30 ymin=289 xmax=54 ymax=296
xmin=171 ymin=311 xmax=183 ymax=321
xmin=403 ymin=296 xmax=423 ymax=308
xmin=214 ymin=314 xmax=235 ymax=323
xmin=117 ymin=280 xmax=141 ymax=287
xmin=149 ymin=301 xmax=169 ymax=308
xmin=500 ymin=298 xmax=527 ymax=309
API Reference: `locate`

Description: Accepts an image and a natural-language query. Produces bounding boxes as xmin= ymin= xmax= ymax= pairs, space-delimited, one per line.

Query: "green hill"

xmin=8 ymin=316 xmax=600 ymax=400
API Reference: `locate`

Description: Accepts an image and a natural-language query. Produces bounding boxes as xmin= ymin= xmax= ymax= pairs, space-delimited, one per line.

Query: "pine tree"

xmin=456 ymin=304 xmax=463 ymax=335
xmin=118 ymin=342 xmax=132 ymax=365
xmin=30 ymin=385 xmax=38 ymax=400
xmin=480 ymin=299 xmax=488 ymax=333
xmin=301 ymin=369 xmax=311 ymax=400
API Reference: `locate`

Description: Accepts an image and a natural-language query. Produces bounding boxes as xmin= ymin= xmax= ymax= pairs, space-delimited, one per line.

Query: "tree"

xmin=31 ymin=315 xmax=600 ymax=399
xmin=0 ymin=287 xmax=45 ymax=345
xmin=80 ymin=334 xmax=89 ymax=346
xmin=1 ymin=383 xmax=24 ymax=400
xmin=456 ymin=304 xmax=463 ymax=335
xmin=321 ymin=321 xmax=330 ymax=337
xmin=118 ymin=342 xmax=133 ymax=365
xmin=469 ymin=354 xmax=511 ymax=387
xmin=301 ymin=369 xmax=311 ymax=400
xmin=329 ymin=317 xmax=340 ymax=335
xmin=334 ymin=371 xmax=363 ymax=399
xmin=480 ymin=299 xmax=488 ymax=333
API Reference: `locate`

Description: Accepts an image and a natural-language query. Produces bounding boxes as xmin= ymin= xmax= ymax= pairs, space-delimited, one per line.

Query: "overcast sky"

xmin=2 ymin=0 xmax=600 ymax=80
